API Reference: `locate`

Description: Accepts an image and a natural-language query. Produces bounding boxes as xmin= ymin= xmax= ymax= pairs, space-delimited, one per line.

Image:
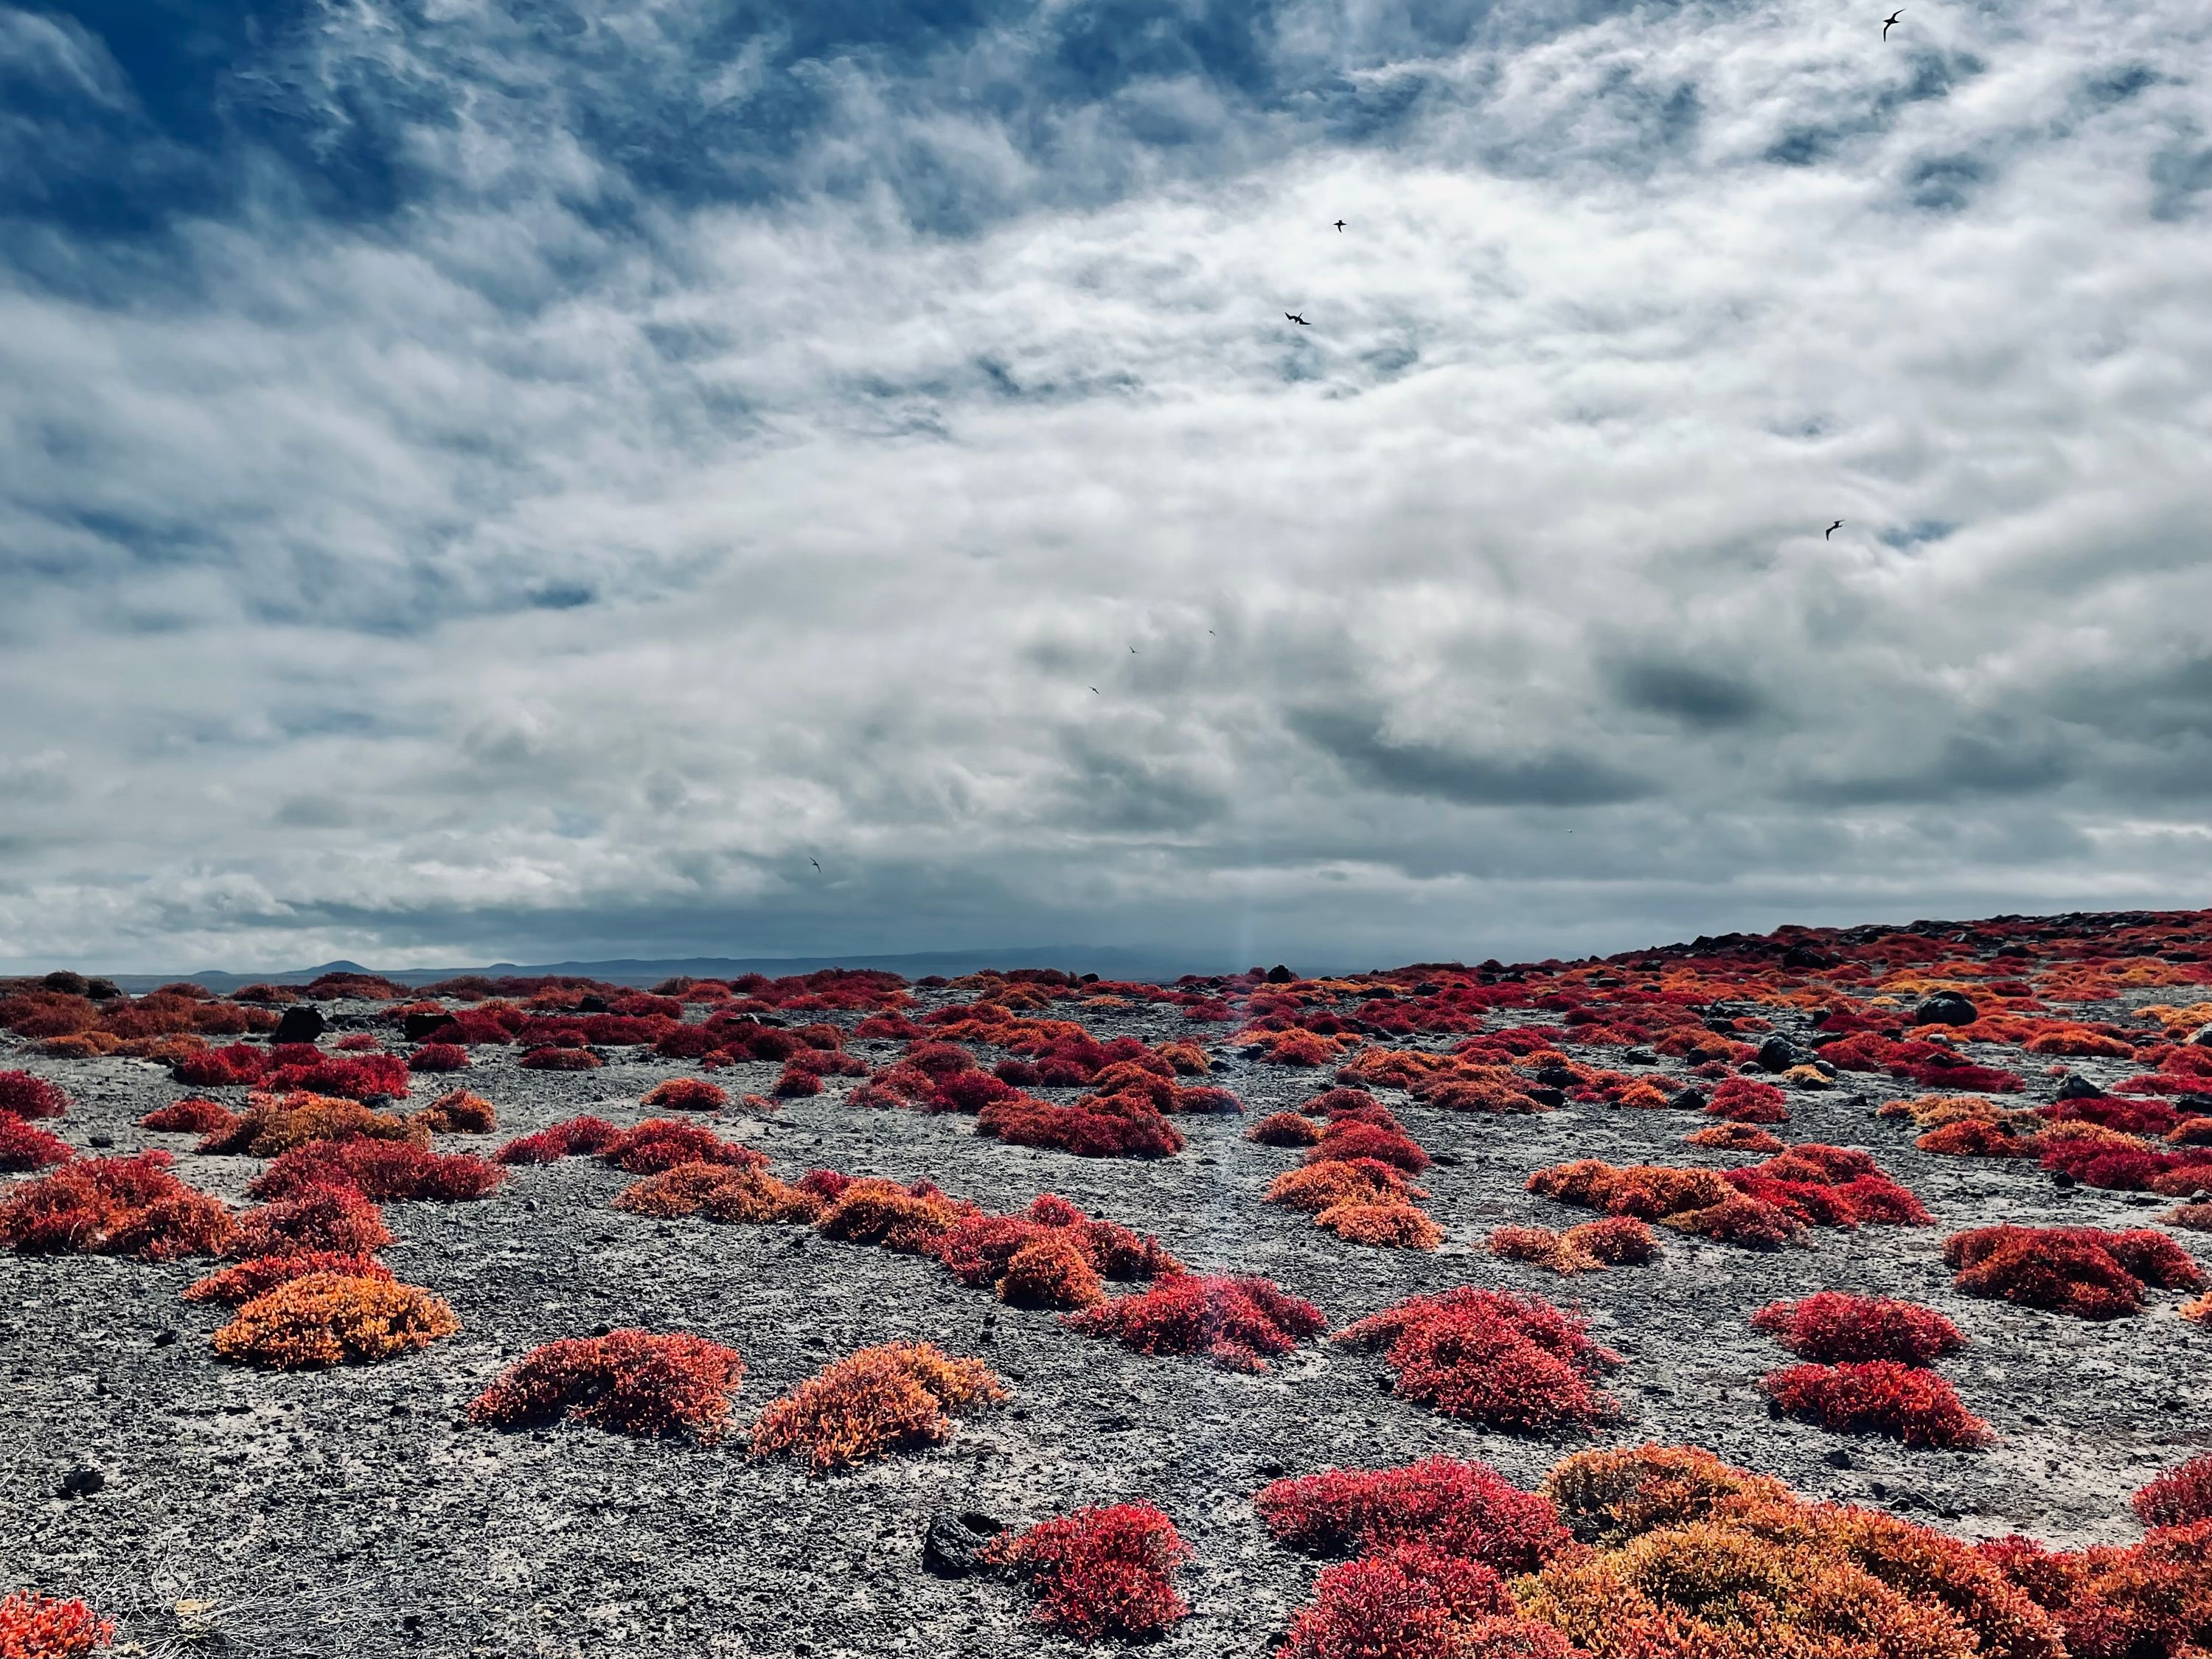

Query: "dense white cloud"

xmin=0 ymin=0 xmax=2208 ymax=972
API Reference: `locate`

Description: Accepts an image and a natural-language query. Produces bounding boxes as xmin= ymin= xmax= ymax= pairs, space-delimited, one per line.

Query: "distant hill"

xmin=99 ymin=946 xmax=1246 ymax=995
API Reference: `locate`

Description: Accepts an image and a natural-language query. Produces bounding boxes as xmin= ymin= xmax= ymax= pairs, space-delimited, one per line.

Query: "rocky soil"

xmin=3 ymin=987 xmax=2208 ymax=1658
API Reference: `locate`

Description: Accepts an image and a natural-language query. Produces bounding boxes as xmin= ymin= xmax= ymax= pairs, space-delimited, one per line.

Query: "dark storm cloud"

xmin=0 ymin=0 xmax=2208 ymax=973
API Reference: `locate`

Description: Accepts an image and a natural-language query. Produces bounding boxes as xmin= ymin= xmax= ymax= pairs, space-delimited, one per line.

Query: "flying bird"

xmin=1130 ymin=645 xmax=1138 ymax=654
xmin=1882 ymin=8 xmax=1902 ymax=37
xmin=1091 ymin=687 xmax=1100 ymax=695
xmin=1825 ymin=520 xmax=1843 ymax=539
xmin=1333 ymin=219 xmax=1346 ymax=232
xmin=810 ymin=858 xmax=821 ymax=873
xmin=1285 ymin=313 xmax=1310 ymax=326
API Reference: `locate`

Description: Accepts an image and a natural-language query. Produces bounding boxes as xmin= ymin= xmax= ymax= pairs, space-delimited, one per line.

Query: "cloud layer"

xmin=2 ymin=0 xmax=2209 ymax=972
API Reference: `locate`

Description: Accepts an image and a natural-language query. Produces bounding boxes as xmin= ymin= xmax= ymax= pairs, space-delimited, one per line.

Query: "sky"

xmin=1 ymin=0 xmax=2209 ymax=977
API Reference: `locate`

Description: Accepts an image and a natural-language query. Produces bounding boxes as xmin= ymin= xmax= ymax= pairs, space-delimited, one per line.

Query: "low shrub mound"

xmin=1722 ymin=1144 xmax=1933 ymax=1228
xmin=933 ymin=1196 xmax=1181 ymax=1307
xmin=1528 ymin=1145 xmax=1928 ymax=1248
xmin=1682 ymin=1123 xmax=1786 ymax=1153
xmin=641 ymin=1078 xmax=728 ymax=1113
xmin=227 ymin=1186 xmax=394 ymax=1259
xmin=1333 ymin=1289 xmax=1621 ymax=1433
xmin=1279 ymin=1543 xmax=1534 ymax=1659
xmin=815 ymin=1176 xmax=978 ymax=1253
xmin=1268 ymin=1158 xmax=1425 ymax=1214
xmin=518 ymin=1046 xmax=602 ymax=1071
xmin=747 ymin=1342 xmax=1007 ymax=1472
xmin=1980 ymin=1520 xmax=2212 ymax=1659
xmin=198 ymin=1093 xmax=423 ymax=1158
xmin=2166 ymin=1202 xmax=2212 ymax=1234
xmin=1705 ymin=1077 xmax=1789 ymax=1124
xmin=981 ymin=1503 xmax=1192 ymax=1641
xmin=1750 ymin=1291 xmax=1966 ymax=1366
xmin=0 ymin=1589 xmax=114 ymax=1657
xmin=0 ymin=1117 xmax=72 ymax=1173
xmin=0 ymin=1070 xmax=70 ymax=1119
xmin=1944 ymin=1224 xmax=2204 ymax=1319
xmin=264 ymin=1052 xmax=411 ymax=1101
xmin=0 ymin=1152 xmax=233 ymax=1259
xmin=613 ymin=1161 xmax=821 ymax=1223
xmin=1487 ymin=1218 xmax=1658 ymax=1276
xmin=211 ymin=1273 xmax=459 ymax=1369
xmin=493 ymin=1116 xmax=621 ymax=1164
xmin=410 ymin=1089 xmax=495 ymax=1133
xmin=1761 ymin=1361 xmax=1994 ymax=1449
xmin=406 ymin=1043 xmax=470 ymax=1074
xmin=469 ymin=1330 xmax=745 ymax=1441
xmin=601 ymin=1119 xmax=768 ymax=1175
xmin=2133 ymin=1453 xmax=2212 ymax=1529
xmin=183 ymin=1251 xmax=392 ymax=1305
xmin=1307 ymin=1115 xmax=1430 ymax=1174
xmin=246 ymin=1140 xmax=505 ymax=1203
xmin=140 ymin=1098 xmax=239 ymax=1135
xmin=1257 ymin=1457 xmax=1569 ymax=1573
xmin=1064 ymin=1274 xmax=1326 ymax=1373
xmin=1316 ymin=1200 xmax=1445 ymax=1250
xmin=1248 ymin=1111 xmax=1324 ymax=1147
xmin=1520 ymin=1444 xmax=2064 ymax=1659
xmin=976 ymin=1091 xmax=1183 ymax=1158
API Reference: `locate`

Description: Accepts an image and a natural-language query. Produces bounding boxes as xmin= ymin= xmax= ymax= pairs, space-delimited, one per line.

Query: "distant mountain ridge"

xmin=100 ymin=946 xmax=1234 ymax=995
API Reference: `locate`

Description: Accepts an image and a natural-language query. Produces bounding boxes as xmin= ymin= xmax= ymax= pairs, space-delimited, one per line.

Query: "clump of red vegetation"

xmin=245 ymin=1140 xmax=506 ymax=1203
xmin=0 ymin=1069 xmax=69 ymax=1119
xmin=933 ymin=1194 xmax=1180 ymax=1308
xmin=747 ymin=1342 xmax=1007 ymax=1472
xmin=814 ymin=1175 xmax=978 ymax=1253
xmin=197 ymin=1092 xmax=424 ymax=1158
xmin=2133 ymin=1453 xmax=2212 ymax=1529
xmin=1750 ymin=1290 xmax=1966 ymax=1366
xmin=981 ymin=1503 xmax=1192 ymax=1641
xmin=1944 ymin=1224 xmax=2204 ymax=1319
xmin=518 ymin=1046 xmax=602 ymax=1071
xmin=1682 ymin=1122 xmax=1785 ymax=1153
xmin=1278 ymin=1544 xmax=1566 ymax=1659
xmin=409 ymin=1088 xmax=495 ymax=1134
xmin=264 ymin=1051 xmax=412 ymax=1101
xmin=211 ymin=1273 xmax=459 ymax=1369
xmin=0 ymin=1588 xmax=114 ymax=1657
xmin=641 ymin=1077 xmax=728 ymax=1112
xmin=613 ymin=1161 xmax=820 ymax=1224
xmin=1248 ymin=1111 xmax=1324 ymax=1147
xmin=1761 ymin=1361 xmax=1994 ymax=1448
xmin=976 ymin=1090 xmax=1184 ymax=1158
xmin=1063 ymin=1274 xmax=1326 ymax=1373
xmin=599 ymin=1119 xmax=767 ymax=1175
xmin=1528 ymin=1143 xmax=1927 ymax=1248
xmin=226 ymin=1184 xmax=394 ymax=1258
xmin=183 ymin=1251 xmax=392 ymax=1305
xmin=406 ymin=1042 xmax=469 ymax=1073
xmin=1705 ymin=1077 xmax=1789 ymax=1123
xmin=468 ymin=1330 xmax=745 ymax=1442
xmin=0 ymin=1116 xmax=72 ymax=1172
xmin=140 ymin=1097 xmax=238 ymax=1135
xmin=1487 ymin=1216 xmax=1658 ymax=1276
xmin=1980 ymin=1520 xmax=2212 ymax=1659
xmin=493 ymin=1115 xmax=621 ymax=1164
xmin=1257 ymin=1457 xmax=1570 ymax=1573
xmin=1332 ymin=1288 xmax=1621 ymax=1433
xmin=0 ymin=1151 xmax=232 ymax=1259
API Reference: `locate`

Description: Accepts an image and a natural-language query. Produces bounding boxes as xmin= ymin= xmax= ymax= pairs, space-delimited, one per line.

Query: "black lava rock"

xmin=2056 ymin=1074 xmax=2107 ymax=1101
xmin=59 ymin=1466 xmax=105 ymax=1498
xmin=271 ymin=1005 xmax=328 ymax=1044
xmin=921 ymin=1511 xmax=1006 ymax=1579
xmin=1913 ymin=991 xmax=1978 ymax=1026
xmin=1265 ymin=964 xmax=1296 ymax=984
xmin=1756 ymin=1036 xmax=1801 ymax=1073
xmin=403 ymin=1010 xmax=461 ymax=1042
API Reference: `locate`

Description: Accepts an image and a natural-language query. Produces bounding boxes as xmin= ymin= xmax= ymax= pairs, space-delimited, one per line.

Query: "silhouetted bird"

xmin=1333 ymin=220 xmax=1346 ymax=232
xmin=810 ymin=858 xmax=821 ymax=873
xmin=1091 ymin=687 xmax=1100 ymax=695
xmin=1130 ymin=645 xmax=1138 ymax=654
xmin=1826 ymin=520 xmax=1843 ymax=539
xmin=1285 ymin=313 xmax=1310 ymax=326
xmin=1882 ymin=9 xmax=1903 ymax=37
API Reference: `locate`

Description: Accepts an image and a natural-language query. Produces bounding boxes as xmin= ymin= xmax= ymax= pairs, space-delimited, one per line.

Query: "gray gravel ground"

xmin=3 ymin=990 xmax=2208 ymax=1657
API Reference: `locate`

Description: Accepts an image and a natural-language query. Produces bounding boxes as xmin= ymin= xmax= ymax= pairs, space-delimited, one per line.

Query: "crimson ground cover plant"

xmin=184 ymin=1251 xmax=393 ymax=1304
xmin=641 ymin=1077 xmax=728 ymax=1112
xmin=197 ymin=1093 xmax=424 ymax=1157
xmin=1761 ymin=1360 xmax=1994 ymax=1449
xmin=2134 ymin=1453 xmax=2212 ymax=1528
xmin=0 ymin=1070 xmax=69 ymax=1119
xmin=493 ymin=1115 xmax=621 ymax=1164
xmin=1944 ymin=1224 xmax=2203 ymax=1318
xmin=981 ymin=1503 xmax=1192 ymax=1641
xmin=1276 ymin=1545 xmax=1571 ymax=1659
xmin=140 ymin=1097 xmax=239 ymax=1135
xmin=470 ymin=1330 xmax=745 ymax=1442
xmin=226 ymin=1185 xmax=394 ymax=1258
xmin=747 ymin=1342 xmax=1007 ymax=1473
xmin=975 ymin=1090 xmax=1184 ymax=1158
xmin=0 ymin=1116 xmax=72 ymax=1173
xmin=0 ymin=1588 xmax=114 ymax=1657
xmin=1750 ymin=1291 xmax=1966 ymax=1366
xmin=1256 ymin=1457 xmax=1569 ymax=1573
xmin=405 ymin=1042 xmax=470 ymax=1073
xmin=0 ymin=1151 xmax=232 ymax=1259
xmin=599 ymin=1119 xmax=767 ymax=1175
xmin=211 ymin=1273 xmax=459 ymax=1370
xmin=613 ymin=1161 xmax=822 ymax=1223
xmin=933 ymin=1195 xmax=1180 ymax=1307
xmin=245 ymin=1139 xmax=505 ymax=1202
xmin=1334 ymin=1289 xmax=1621 ymax=1433
xmin=1705 ymin=1077 xmax=1789 ymax=1124
xmin=1062 ymin=1274 xmax=1325 ymax=1373
xmin=264 ymin=1051 xmax=412 ymax=1101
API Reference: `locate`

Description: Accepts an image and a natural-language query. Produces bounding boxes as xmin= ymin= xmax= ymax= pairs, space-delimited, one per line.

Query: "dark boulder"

xmin=2056 ymin=1074 xmax=2106 ymax=1101
xmin=921 ymin=1511 xmax=1006 ymax=1579
xmin=271 ymin=1005 xmax=328 ymax=1045
xmin=403 ymin=1010 xmax=460 ymax=1042
xmin=1756 ymin=1036 xmax=1802 ymax=1073
xmin=1913 ymin=991 xmax=1978 ymax=1027
xmin=1265 ymin=964 xmax=1296 ymax=984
